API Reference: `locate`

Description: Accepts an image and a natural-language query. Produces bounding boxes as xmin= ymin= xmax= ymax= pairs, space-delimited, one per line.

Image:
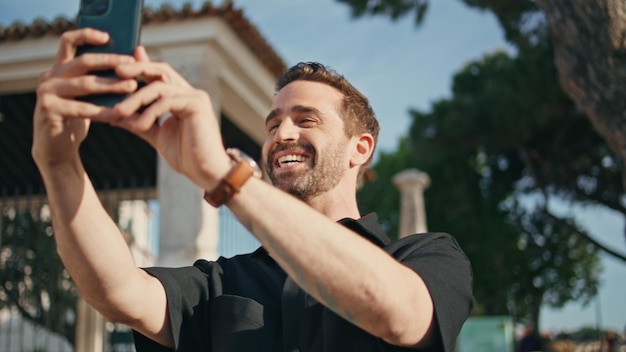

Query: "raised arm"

xmin=227 ymin=180 xmax=439 ymax=348
xmin=32 ymin=29 xmax=172 ymax=348
xmin=47 ymin=34 xmax=469 ymax=349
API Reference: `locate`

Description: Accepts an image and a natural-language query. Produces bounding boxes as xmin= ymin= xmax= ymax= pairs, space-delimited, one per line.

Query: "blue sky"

xmin=1 ymin=0 xmax=624 ymax=333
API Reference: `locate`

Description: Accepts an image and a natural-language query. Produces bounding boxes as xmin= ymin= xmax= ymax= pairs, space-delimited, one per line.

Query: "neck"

xmin=304 ymin=184 xmax=361 ymax=222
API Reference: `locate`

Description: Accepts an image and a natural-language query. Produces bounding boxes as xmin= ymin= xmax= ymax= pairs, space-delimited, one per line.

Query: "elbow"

xmin=379 ymin=316 xmax=422 ymax=347
xmin=380 ymin=316 xmax=437 ymax=348
xmin=378 ymin=300 xmax=437 ymax=347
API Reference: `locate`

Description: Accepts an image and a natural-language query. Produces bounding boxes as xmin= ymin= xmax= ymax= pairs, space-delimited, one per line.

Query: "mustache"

xmin=267 ymin=142 xmax=315 ymax=166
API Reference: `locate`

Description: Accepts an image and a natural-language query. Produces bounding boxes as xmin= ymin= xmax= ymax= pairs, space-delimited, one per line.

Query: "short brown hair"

xmin=276 ymin=62 xmax=380 ymax=182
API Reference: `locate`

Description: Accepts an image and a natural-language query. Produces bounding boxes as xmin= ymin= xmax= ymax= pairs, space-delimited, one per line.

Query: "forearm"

xmin=39 ymin=159 xmax=149 ymax=321
xmin=228 ymin=179 xmax=434 ymax=346
xmin=31 ymin=30 xmax=175 ymax=346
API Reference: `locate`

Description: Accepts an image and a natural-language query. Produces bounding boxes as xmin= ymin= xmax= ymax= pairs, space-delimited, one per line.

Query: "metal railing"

xmin=1 ymin=186 xmax=78 ymax=352
xmin=0 ymin=184 xmax=261 ymax=352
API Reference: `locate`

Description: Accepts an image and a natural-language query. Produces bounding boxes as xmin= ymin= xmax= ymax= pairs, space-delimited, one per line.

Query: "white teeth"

xmin=278 ymin=154 xmax=306 ymax=167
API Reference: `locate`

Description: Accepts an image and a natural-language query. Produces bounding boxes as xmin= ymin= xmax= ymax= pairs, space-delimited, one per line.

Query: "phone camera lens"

xmin=93 ymin=1 xmax=109 ymax=15
xmin=80 ymin=0 xmax=109 ymax=16
xmin=92 ymin=0 xmax=109 ymax=15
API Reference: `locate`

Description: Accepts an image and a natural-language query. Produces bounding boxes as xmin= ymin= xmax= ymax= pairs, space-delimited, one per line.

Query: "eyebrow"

xmin=265 ymin=109 xmax=280 ymax=125
xmin=265 ymin=105 xmax=323 ymax=125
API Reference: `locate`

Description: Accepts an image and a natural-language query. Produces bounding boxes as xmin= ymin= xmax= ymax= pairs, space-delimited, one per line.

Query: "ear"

xmin=349 ymin=133 xmax=374 ymax=168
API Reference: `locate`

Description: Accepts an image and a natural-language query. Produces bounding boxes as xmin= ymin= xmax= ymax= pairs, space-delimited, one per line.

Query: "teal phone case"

xmin=76 ymin=0 xmax=143 ymax=107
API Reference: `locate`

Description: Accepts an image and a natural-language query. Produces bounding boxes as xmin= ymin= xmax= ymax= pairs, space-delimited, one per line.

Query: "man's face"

xmin=262 ymin=80 xmax=350 ymax=201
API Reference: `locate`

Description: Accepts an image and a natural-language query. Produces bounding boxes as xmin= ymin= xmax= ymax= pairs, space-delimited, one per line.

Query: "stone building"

xmin=0 ymin=3 xmax=285 ymax=351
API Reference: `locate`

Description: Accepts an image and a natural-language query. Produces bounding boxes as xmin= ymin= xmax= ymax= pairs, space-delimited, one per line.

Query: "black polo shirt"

xmin=133 ymin=213 xmax=474 ymax=352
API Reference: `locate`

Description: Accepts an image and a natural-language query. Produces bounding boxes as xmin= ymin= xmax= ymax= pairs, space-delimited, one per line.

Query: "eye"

xmin=298 ymin=117 xmax=317 ymax=127
xmin=266 ymin=121 xmax=280 ymax=133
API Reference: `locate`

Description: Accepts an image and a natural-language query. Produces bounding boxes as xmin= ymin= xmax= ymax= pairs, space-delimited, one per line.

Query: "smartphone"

xmin=76 ymin=0 xmax=143 ymax=107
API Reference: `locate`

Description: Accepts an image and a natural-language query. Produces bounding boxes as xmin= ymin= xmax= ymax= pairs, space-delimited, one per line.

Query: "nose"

xmin=273 ymin=118 xmax=299 ymax=143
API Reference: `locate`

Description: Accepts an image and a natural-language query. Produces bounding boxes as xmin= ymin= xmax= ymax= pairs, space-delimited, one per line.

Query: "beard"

xmin=266 ymin=141 xmax=347 ymax=201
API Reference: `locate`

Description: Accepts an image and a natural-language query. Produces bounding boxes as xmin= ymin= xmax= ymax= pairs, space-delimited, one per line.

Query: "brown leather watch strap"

xmin=204 ymin=148 xmax=261 ymax=207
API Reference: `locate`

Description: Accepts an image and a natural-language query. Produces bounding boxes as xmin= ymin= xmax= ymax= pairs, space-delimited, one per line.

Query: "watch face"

xmin=244 ymin=156 xmax=262 ymax=178
xmin=226 ymin=148 xmax=262 ymax=178
xmin=205 ymin=149 xmax=262 ymax=207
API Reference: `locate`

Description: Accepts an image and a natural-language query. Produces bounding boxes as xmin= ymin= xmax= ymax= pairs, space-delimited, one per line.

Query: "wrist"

xmin=35 ymin=156 xmax=84 ymax=180
xmin=204 ymin=148 xmax=262 ymax=207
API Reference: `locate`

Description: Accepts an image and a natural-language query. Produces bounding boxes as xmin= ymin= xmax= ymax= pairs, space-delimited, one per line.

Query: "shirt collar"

xmin=338 ymin=212 xmax=391 ymax=248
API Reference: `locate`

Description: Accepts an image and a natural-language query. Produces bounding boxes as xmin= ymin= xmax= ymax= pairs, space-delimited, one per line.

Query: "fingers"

xmin=71 ymin=76 xmax=136 ymax=98
xmin=40 ymin=74 xmax=138 ymax=99
xmin=131 ymin=95 xmax=196 ymax=146
xmin=47 ymin=28 xmax=136 ymax=83
xmin=55 ymin=28 xmax=110 ymax=66
xmin=50 ymin=53 xmax=136 ymax=80
xmin=108 ymin=81 xmax=177 ymax=130
xmin=115 ymin=61 xmax=192 ymax=88
xmin=39 ymin=29 xmax=138 ymax=111
xmin=106 ymin=85 xmax=210 ymax=144
xmin=37 ymin=93 xmax=106 ymax=120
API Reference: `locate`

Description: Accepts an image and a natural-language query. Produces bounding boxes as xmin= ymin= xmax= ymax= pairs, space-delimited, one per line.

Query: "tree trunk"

xmin=536 ymin=0 xmax=626 ymax=190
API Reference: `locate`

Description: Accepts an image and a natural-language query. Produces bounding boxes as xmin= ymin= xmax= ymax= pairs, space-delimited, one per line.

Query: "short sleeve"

xmin=133 ymin=262 xmax=219 ymax=352
xmin=384 ymin=233 xmax=474 ymax=352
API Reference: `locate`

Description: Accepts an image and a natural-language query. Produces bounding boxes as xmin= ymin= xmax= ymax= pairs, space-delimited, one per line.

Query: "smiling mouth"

xmin=276 ymin=154 xmax=309 ymax=168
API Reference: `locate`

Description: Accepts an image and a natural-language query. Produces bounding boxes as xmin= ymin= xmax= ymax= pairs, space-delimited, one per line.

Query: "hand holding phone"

xmin=76 ymin=0 xmax=143 ymax=107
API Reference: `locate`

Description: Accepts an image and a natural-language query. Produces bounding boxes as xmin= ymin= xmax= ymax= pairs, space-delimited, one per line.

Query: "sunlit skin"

xmin=32 ymin=28 xmax=438 ymax=350
xmin=263 ymin=80 xmax=356 ymax=206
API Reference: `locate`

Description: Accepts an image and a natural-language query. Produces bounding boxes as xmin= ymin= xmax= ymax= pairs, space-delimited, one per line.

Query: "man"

xmin=32 ymin=28 xmax=473 ymax=352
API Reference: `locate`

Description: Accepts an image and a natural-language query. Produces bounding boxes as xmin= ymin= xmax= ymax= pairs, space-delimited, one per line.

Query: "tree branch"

xmin=541 ymin=208 xmax=626 ymax=263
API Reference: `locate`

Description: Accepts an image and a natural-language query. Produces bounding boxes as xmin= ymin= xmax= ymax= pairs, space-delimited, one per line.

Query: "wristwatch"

xmin=204 ymin=148 xmax=262 ymax=207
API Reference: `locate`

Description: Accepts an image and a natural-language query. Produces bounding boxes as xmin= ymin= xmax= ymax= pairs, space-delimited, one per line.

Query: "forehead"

xmin=272 ymin=80 xmax=344 ymax=112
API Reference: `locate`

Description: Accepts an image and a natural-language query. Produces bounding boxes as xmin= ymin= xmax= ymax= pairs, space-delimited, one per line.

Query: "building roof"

xmin=0 ymin=1 xmax=282 ymax=196
xmin=0 ymin=1 xmax=287 ymax=78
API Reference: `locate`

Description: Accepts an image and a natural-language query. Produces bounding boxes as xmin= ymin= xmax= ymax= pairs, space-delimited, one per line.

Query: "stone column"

xmin=156 ymin=46 xmax=223 ymax=266
xmin=74 ymin=296 xmax=105 ymax=352
xmin=392 ymin=169 xmax=431 ymax=238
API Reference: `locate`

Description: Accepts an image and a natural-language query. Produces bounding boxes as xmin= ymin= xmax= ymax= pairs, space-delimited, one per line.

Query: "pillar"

xmin=74 ymin=297 xmax=105 ymax=352
xmin=392 ymin=169 xmax=431 ymax=237
xmin=155 ymin=46 xmax=223 ymax=266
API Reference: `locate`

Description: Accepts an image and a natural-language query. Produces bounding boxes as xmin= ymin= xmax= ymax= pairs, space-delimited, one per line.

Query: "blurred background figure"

xmin=602 ymin=331 xmax=616 ymax=352
xmin=519 ymin=324 xmax=543 ymax=352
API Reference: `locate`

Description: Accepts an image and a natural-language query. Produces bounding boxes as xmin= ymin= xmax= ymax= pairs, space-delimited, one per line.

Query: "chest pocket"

xmin=210 ymin=294 xmax=279 ymax=351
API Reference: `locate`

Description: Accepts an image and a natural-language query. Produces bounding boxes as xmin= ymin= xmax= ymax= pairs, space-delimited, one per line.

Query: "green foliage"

xmin=358 ymin=43 xmax=607 ymax=325
xmin=0 ymin=206 xmax=77 ymax=345
xmin=460 ymin=0 xmax=542 ymax=51
xmin=345 ymin=0 xmax=623 ymax=327
xmin=334 ymin=0 xmax=542 ymax=51
xmin=562 ymin=326 xmax=603 ymax=342
xmin=504 ymin=204 xmax=600 ymax=320
xmin=358 ymin=137 xmax=414 ymax=237
xmin=336 ymin=0 xmax=429 ymax=24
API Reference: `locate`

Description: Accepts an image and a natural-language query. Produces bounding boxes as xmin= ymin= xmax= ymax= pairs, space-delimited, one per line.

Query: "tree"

xmin=338 ymin=0 xmax=626 ymax=262
xmin=456 ymin=0 xmax=626 ymax=204
xmin=358 ymin=42 xmax=604 ymax=326
xmin=337 ymin=1 xmax=626 ymax=184
xmin=0 ymin=205 xmax=78 ymax=345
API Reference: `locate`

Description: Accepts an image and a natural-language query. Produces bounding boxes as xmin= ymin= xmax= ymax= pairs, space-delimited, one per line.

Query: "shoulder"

xmin=389 ymin=233 xmax=475 ymax=351
xmin=384 ymin=232 xmax=469 ymax=263
xmin=384 ymin=232 xmax=474 ymax=296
